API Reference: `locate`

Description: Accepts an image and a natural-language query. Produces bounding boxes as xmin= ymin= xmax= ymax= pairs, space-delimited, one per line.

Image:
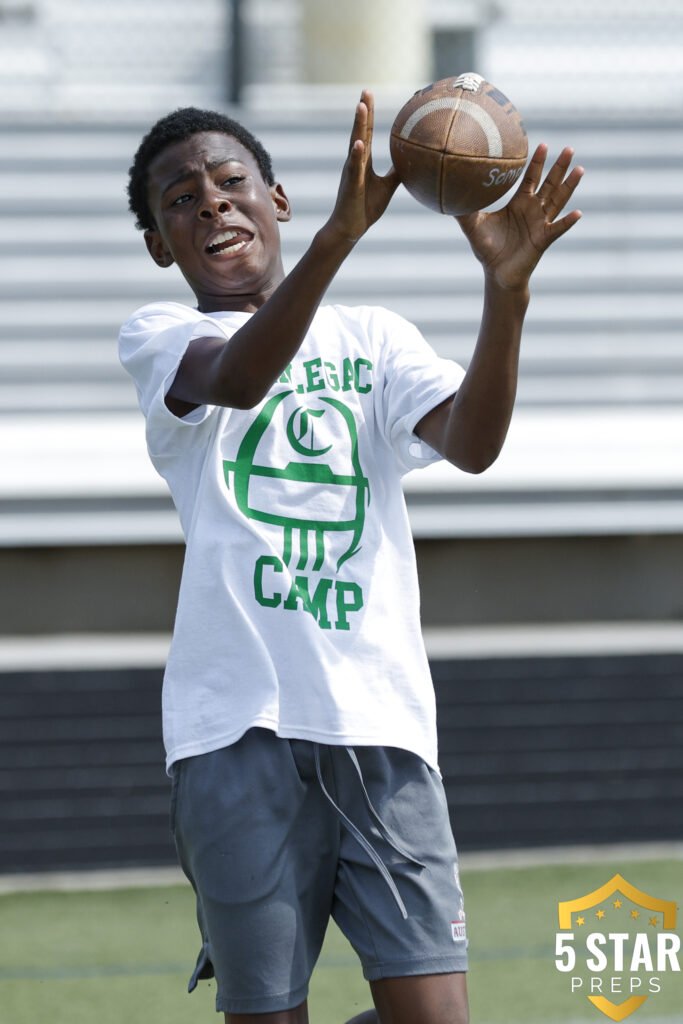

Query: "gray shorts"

xmin=171 ymin=727 xmax=468 ymax=1015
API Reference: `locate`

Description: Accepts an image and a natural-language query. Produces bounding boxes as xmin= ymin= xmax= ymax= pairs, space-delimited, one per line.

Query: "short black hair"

xmin=127 ymin=106 xmax=276 ymax=231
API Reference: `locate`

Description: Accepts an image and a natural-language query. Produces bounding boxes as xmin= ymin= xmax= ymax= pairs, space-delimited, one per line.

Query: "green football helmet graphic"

xmin=223 ymin=391 xmax=370 ymax=571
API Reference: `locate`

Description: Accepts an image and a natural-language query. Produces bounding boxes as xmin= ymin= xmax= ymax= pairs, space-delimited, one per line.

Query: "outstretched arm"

xmin=415 ymin=144 xmax=584 ymax=472
xmin=166 ymin=91 xmax=400 ymax=415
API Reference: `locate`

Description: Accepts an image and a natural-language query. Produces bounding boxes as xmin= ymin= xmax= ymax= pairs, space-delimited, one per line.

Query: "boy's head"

xmin=128 ymin=107 xmax=291 ymax=311
xmin=127 ymin=107 xmax=276 ymax=232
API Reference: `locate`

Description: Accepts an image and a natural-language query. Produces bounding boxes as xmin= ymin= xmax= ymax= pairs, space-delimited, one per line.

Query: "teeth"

xmin=209 ymin=239 xmax=246 ymax=255
xmin=211 ymin=230 xmax=238 ymax=246
xmin=207 ymin=230 xmax=247 ymax=254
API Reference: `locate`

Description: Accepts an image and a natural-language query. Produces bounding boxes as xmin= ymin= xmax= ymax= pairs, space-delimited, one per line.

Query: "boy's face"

xmin=143 ymin=131 xmax=291 ymax=312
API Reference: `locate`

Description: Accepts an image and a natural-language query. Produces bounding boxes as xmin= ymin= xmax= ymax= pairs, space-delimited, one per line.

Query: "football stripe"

xmin=399 ymin=97 xmax=459 ymax=140
xmin=457 ymin=99 xmax=504 ymax=158
xmin=399 ymin=96 xmax=503 ymax=158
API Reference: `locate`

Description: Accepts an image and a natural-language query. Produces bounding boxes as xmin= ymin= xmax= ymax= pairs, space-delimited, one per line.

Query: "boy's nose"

xmin=198 ymin=191 xmax=231 ymax=218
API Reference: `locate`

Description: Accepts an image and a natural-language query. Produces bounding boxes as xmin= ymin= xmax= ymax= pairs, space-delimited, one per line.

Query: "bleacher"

xmin=1 ymin=111 xmax=682 ymax=550
xmin=0 ymin=111 xmax=679 ymax=548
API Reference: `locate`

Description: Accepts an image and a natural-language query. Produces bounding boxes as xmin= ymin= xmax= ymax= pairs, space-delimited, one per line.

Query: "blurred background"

xmin=1 ymin=0 xmax=682 ymax=875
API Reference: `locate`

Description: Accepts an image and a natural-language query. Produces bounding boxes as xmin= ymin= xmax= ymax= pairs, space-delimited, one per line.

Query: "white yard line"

xmin=459 ymin=840 xmax=683 ymax=872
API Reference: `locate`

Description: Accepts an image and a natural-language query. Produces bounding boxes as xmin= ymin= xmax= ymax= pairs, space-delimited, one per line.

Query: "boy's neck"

xmin=195 ymin=272 xmax=284 ymax=314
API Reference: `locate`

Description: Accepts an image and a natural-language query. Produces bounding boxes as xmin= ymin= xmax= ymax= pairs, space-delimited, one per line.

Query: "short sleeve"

xmin=374 ymin=308 xmax=465 ymax=473
xmin=119 ymin=302 xmax=239 ymax=458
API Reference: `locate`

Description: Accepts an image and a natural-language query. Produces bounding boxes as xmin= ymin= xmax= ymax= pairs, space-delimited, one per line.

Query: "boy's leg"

xmin=226 ymin=1001 xmax=310 ymax=1023
xmin=225 ymin=977 xmax=468 ymax=1024
xmin=370 ymin=973 xmax=469 ymax=1024
xmin=174 ymin=733 xmax=340 ymax=1016
xmin=325 ymin=745 xmax=469 ymax=1024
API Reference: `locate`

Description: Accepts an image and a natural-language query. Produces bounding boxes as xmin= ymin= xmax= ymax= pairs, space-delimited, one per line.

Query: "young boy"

xmin=120 ymin=93 xmax=582 ymax=1024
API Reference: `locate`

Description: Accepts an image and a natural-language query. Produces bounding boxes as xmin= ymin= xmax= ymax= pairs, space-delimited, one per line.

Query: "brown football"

xmin=390 ymin=73 xmax=528 ymax=216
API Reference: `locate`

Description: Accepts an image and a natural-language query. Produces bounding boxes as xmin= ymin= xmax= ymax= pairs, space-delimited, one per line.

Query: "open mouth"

xmin=206 ymin=230 xmax=250 ymax=256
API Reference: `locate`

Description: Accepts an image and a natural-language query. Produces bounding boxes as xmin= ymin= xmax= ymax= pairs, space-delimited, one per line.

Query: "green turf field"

xmin=0 ymin=858 xmax=680 ymax=1023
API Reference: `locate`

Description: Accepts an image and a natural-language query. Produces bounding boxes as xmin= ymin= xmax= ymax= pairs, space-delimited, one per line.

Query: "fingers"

xmin=541 ymin=167 xmax=583 ymax=226
xmin=537 ymin=145 xmax=574 ymax=192
xmin=362 ymin=88 xmax=375 ymax=148
xmin=518 ymin=143 xmax=583 ymax=205
xmin=546 ymin=207 xmax=583 ymax=244
xmin=346 ymin=89 xmax=384 ymax=193
xmin=538 ymin=146 xmax=584 ymax=219
xmin=517 ymin=143 xmax=548 ymax=194
xmin=345 ymin=93 xmax=370 ymax=190
xmin=348 ymin=98 xmax=368 ymax=157
xmin=348 ymin=89 xmax=374 ymax=154
xmin=515 ymin=142 xmax=583 ymax=235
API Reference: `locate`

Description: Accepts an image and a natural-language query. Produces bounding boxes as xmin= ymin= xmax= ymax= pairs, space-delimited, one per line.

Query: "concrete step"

xmin=3 ymin=118 xmax=683 ymax=159
xmin=1 ymin=290 xmax=682 ymax=332
xmin=3 ymin=247 xmax=683 ymax=293
xmin=4 ymin=330 xmax=683 ymax=372
xmin=3 ymin=210 xmax=683 ymax=255
xmin=1 ymin=375 xmax=681 ymax=416
xmin=1 ymin=162 xmax=680 ymax=208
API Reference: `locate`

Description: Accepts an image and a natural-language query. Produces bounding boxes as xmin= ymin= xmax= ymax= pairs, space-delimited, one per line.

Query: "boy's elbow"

xmin=451 ymin=458 xmax=490 ymax=475
xmin=238 ymin=376 xmax=277 ymax=409
xmin=446 ymin=444 xmax=501 ymax=475
xmin=228 ymin=388 xmax=260 ymax=410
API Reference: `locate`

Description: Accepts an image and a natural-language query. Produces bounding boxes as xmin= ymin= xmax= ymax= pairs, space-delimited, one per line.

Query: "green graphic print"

xmin=223 ymin=388 xmax=371 ymax=631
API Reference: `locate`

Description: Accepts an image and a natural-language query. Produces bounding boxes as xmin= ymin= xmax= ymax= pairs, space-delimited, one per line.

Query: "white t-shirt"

xmin=119 ymin=300 xmax=465 ymax=773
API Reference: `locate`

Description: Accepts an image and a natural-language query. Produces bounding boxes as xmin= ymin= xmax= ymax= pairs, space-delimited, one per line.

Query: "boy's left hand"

xmin=324 ymin=89 xmax=401 ymax=246
xmin=456 ymin=144 xmax=584 ymax=290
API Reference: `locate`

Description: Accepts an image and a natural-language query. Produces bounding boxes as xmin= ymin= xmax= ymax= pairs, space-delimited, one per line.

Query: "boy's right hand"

xmin=323 ymin=90 xmax=400 ymax=246
xmin=165 ymin=93 xmax=399 ymax=415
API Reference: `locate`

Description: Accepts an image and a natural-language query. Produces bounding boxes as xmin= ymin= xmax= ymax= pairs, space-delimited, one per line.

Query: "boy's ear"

xmin=271 ymin=183 xmax=291 ymax=222
xmin=144 ymin=229 xmax=175 ymax=268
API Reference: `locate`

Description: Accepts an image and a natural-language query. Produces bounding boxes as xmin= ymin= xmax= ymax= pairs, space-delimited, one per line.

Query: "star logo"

xmin=557 ymin=875 xmax=678 ymax=1022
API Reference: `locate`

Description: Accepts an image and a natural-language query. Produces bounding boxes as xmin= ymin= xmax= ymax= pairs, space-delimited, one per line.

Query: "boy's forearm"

xmin=440 ymin=275 xmax=529 ymax=473
xmin=214 ymin=228 xmax=355 ymax=407
xmin=173 ymin=228 xmax=356 ymax=411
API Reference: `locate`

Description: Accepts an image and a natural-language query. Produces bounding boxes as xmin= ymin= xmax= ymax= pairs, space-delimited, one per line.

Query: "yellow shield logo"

xmin=557 ymin=874 xmax=679 ymax=1021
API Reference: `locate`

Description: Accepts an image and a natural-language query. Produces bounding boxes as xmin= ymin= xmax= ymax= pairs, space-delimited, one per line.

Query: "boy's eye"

xmin=167 ymin=174 xmax=244 ymax=208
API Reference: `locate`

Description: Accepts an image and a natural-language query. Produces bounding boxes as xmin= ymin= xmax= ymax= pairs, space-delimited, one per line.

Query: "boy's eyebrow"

xmin=160 ymin=157 xmax=246 ymax=198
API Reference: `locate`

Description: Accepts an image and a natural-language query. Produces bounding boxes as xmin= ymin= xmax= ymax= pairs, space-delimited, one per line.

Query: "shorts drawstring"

xmin=313 ymin=744 xmax=425 ymax=920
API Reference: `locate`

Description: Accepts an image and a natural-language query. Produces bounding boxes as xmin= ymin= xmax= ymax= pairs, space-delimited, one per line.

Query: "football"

xmin=389 ymin=73 xmax=528 ymax=216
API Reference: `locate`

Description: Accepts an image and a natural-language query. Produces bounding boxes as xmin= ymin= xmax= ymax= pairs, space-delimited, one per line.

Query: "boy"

xmin=120 ymin=93 xmax=582 ymax=1023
